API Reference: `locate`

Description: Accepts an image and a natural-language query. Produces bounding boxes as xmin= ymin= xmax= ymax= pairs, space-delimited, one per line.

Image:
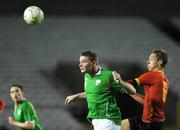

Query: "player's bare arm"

xmin=65 ymin=92 xmax=86 ymax=105
xmin=9 ymin=117 xmax=34 ymax=129
xmin=112 ymin=71 xmax=136 ymax=94
xmin=130 ymin=93 xmax=144 ymax=106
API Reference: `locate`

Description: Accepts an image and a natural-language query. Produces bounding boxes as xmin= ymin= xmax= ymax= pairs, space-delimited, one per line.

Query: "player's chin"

xmin=147 ymin=65 xmax=152 ymax=71
xmin=80 ymin=70 xmax=85 ymax=73
xmin=13 ymin=98 xmax=19 ymax=102
xmin=80 ymin=68 xmax=85 ymax=73
xmin=147 ymin=67 xmax=153 ymax=71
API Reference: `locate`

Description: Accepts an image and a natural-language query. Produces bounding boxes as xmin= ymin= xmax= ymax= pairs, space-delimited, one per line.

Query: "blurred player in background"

xmin=65 ymin=50 xmax=136 ymax=130
xmin=9 ymin=84 xmax=43 ymax=130
xmin=113 ymin=49 xmax=169 ymax=130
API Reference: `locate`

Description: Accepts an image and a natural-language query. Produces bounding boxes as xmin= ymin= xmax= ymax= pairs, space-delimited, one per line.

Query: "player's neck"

xmin=153 ymin=66 xmax=164 ymax=72
xmin=15 ymin=98 xmax=25 ymax=106
xmin=90 ymin=65 xmax=100 ymax=76
xmin=15 ymin=102 xmax=21 ymax=107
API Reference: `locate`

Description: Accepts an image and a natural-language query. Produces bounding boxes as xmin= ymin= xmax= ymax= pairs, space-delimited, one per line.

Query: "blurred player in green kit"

xmin=9 ymin=84 xmax=43 ymax=130
xmin=65 ymin=50 xmax=136 ymax=130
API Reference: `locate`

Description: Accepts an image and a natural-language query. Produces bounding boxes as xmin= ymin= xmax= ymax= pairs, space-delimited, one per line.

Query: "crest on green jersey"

xmin=95 ymin=79 xmax=101 ymax=86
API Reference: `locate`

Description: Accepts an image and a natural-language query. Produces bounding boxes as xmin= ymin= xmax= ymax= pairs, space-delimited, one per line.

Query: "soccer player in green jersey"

xmin=9 ymin=84 xmax=43 ymax=130
xmin=65 ymin=50 xmax=136 ymax=130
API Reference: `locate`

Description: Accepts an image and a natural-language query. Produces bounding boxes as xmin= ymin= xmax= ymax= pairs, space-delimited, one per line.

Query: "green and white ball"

xmin=23 ymin=6 xmax=44 ymax=25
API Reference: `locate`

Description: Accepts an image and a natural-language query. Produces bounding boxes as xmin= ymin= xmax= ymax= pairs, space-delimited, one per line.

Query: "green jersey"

xmin=84 ymin=68 xmax=126 ymax=125
xmin=13 ymin=100 xmax=43 ymax=130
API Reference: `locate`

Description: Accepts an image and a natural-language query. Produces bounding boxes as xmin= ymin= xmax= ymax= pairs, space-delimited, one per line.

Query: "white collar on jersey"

xmin=95 ymin=66 xmax=102 ymax=75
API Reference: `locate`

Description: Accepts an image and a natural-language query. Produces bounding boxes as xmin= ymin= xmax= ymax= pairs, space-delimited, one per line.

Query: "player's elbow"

xmin=128 ymin=85 xmax=136 ymax=95
xmin=129 ymin=89 xmax=136 ymax=95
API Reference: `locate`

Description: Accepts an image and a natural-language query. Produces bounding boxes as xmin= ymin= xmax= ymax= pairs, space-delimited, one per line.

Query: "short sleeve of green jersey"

xmin=108 ymin=71 xmax=127 ymax=93
xmin=22 ymin=102 xmax=36 ymax=122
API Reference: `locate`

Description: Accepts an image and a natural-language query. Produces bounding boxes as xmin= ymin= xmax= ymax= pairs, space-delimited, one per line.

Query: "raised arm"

xmin=112 ymin=71 xmax=136 ymax=94
xmin=65 ymin=92 xmax=86 ymax=105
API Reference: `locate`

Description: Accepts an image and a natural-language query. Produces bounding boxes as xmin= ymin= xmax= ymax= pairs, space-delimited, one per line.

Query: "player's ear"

xmin=92 ymin=60 xmax=97 ymax=66
xmin=158 ymin=60 xmax=163 ymax=66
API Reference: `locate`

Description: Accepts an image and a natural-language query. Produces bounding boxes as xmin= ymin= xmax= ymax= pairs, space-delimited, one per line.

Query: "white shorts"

xmin=92 ymin=119 xmax=121 ymax=130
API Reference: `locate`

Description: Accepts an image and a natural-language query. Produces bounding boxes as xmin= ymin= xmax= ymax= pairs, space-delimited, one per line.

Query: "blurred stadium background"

xmin=0 ymin=0 xmax=180 ymax=130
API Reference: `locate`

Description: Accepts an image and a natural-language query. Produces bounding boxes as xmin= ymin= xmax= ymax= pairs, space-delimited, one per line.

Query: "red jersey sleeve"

xmin=136 ymin=71 xmax=157 ymax=87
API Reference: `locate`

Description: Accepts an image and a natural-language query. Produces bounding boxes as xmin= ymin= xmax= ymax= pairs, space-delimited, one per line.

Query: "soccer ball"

xmin=23 ymin=6 xmax=44 ymax=25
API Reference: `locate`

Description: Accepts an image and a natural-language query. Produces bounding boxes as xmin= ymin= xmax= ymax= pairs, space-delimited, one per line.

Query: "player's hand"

xmin=65 ymin=95 xmax=77 ymax=105
xmin=9 ymin=117 xmax=15 ymax=125
xmin=112 ymin=71 xmax=121 ymax=83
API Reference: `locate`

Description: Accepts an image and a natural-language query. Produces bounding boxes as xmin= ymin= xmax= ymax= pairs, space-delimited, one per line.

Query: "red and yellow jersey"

xmin=134 ymin=70 xmax=169 ymax=123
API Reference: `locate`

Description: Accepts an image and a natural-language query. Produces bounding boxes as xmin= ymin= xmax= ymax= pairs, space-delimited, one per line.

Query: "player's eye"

xmin=82 ymin=60 xmax=87 ymax=63
xmin=15 ymin=90 xmax=19 ymax=93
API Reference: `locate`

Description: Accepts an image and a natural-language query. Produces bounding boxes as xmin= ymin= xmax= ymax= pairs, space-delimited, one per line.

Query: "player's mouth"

xmin=80 ymin=67 xmax=84 ymax=71
xmin=14 ymin=96 xmax=18 ymax=100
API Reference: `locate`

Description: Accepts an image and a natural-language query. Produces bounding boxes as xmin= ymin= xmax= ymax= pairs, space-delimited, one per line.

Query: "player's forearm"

xmin=65 ymin=92 xmax=86 ymax=105
xmin=112 ymin=71 xmax=136 ymax=94
xmin=130 ymin=93 xmax=144 ymax=106
xmin=12 ymin=121 xmax=34 ymax=129
xmin=75 ymin=92 xmax=86 ymax=99
xmin=120 ymin=80 xmax=136 ymax=94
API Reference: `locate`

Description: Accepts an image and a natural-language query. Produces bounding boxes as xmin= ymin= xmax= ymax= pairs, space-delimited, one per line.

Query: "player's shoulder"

xmin=101 ymin=68 xmax=113 ymax=77
xmin=84 ymin=72 xmax=90 ymax=78
xmin=143 ymin=71 xmax=161 ymax=75
xmin=22 ymin=100 xmax=34 ymax=108
xmin=101 ymin=68 xmax=111 ymax=73
xmin=101 ymin=68 xmax=112 ymax=74
xmin=140 ymin=71 xmax=161 ymax=79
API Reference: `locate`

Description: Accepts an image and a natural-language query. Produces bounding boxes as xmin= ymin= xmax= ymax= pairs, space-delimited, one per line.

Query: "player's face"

xmin=10 ymin=87 xmax=24 ymax=103
xmin=79 ymin=56 xmax=94 ymax=73
xmin=147 ymin=53 xmax=159 ymax=71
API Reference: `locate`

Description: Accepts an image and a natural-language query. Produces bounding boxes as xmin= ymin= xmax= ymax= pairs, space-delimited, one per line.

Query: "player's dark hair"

xmin=81 ymin=50 xmax=97 ymax=62
xmin=152 ymin=49 xmax=168 ymax=68
xmin=11 ymin=84 xmax=23 ymax=91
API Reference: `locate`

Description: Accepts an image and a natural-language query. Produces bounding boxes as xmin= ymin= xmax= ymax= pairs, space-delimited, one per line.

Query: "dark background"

xmin=0 ymin=0 xmax=180 ymax=130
